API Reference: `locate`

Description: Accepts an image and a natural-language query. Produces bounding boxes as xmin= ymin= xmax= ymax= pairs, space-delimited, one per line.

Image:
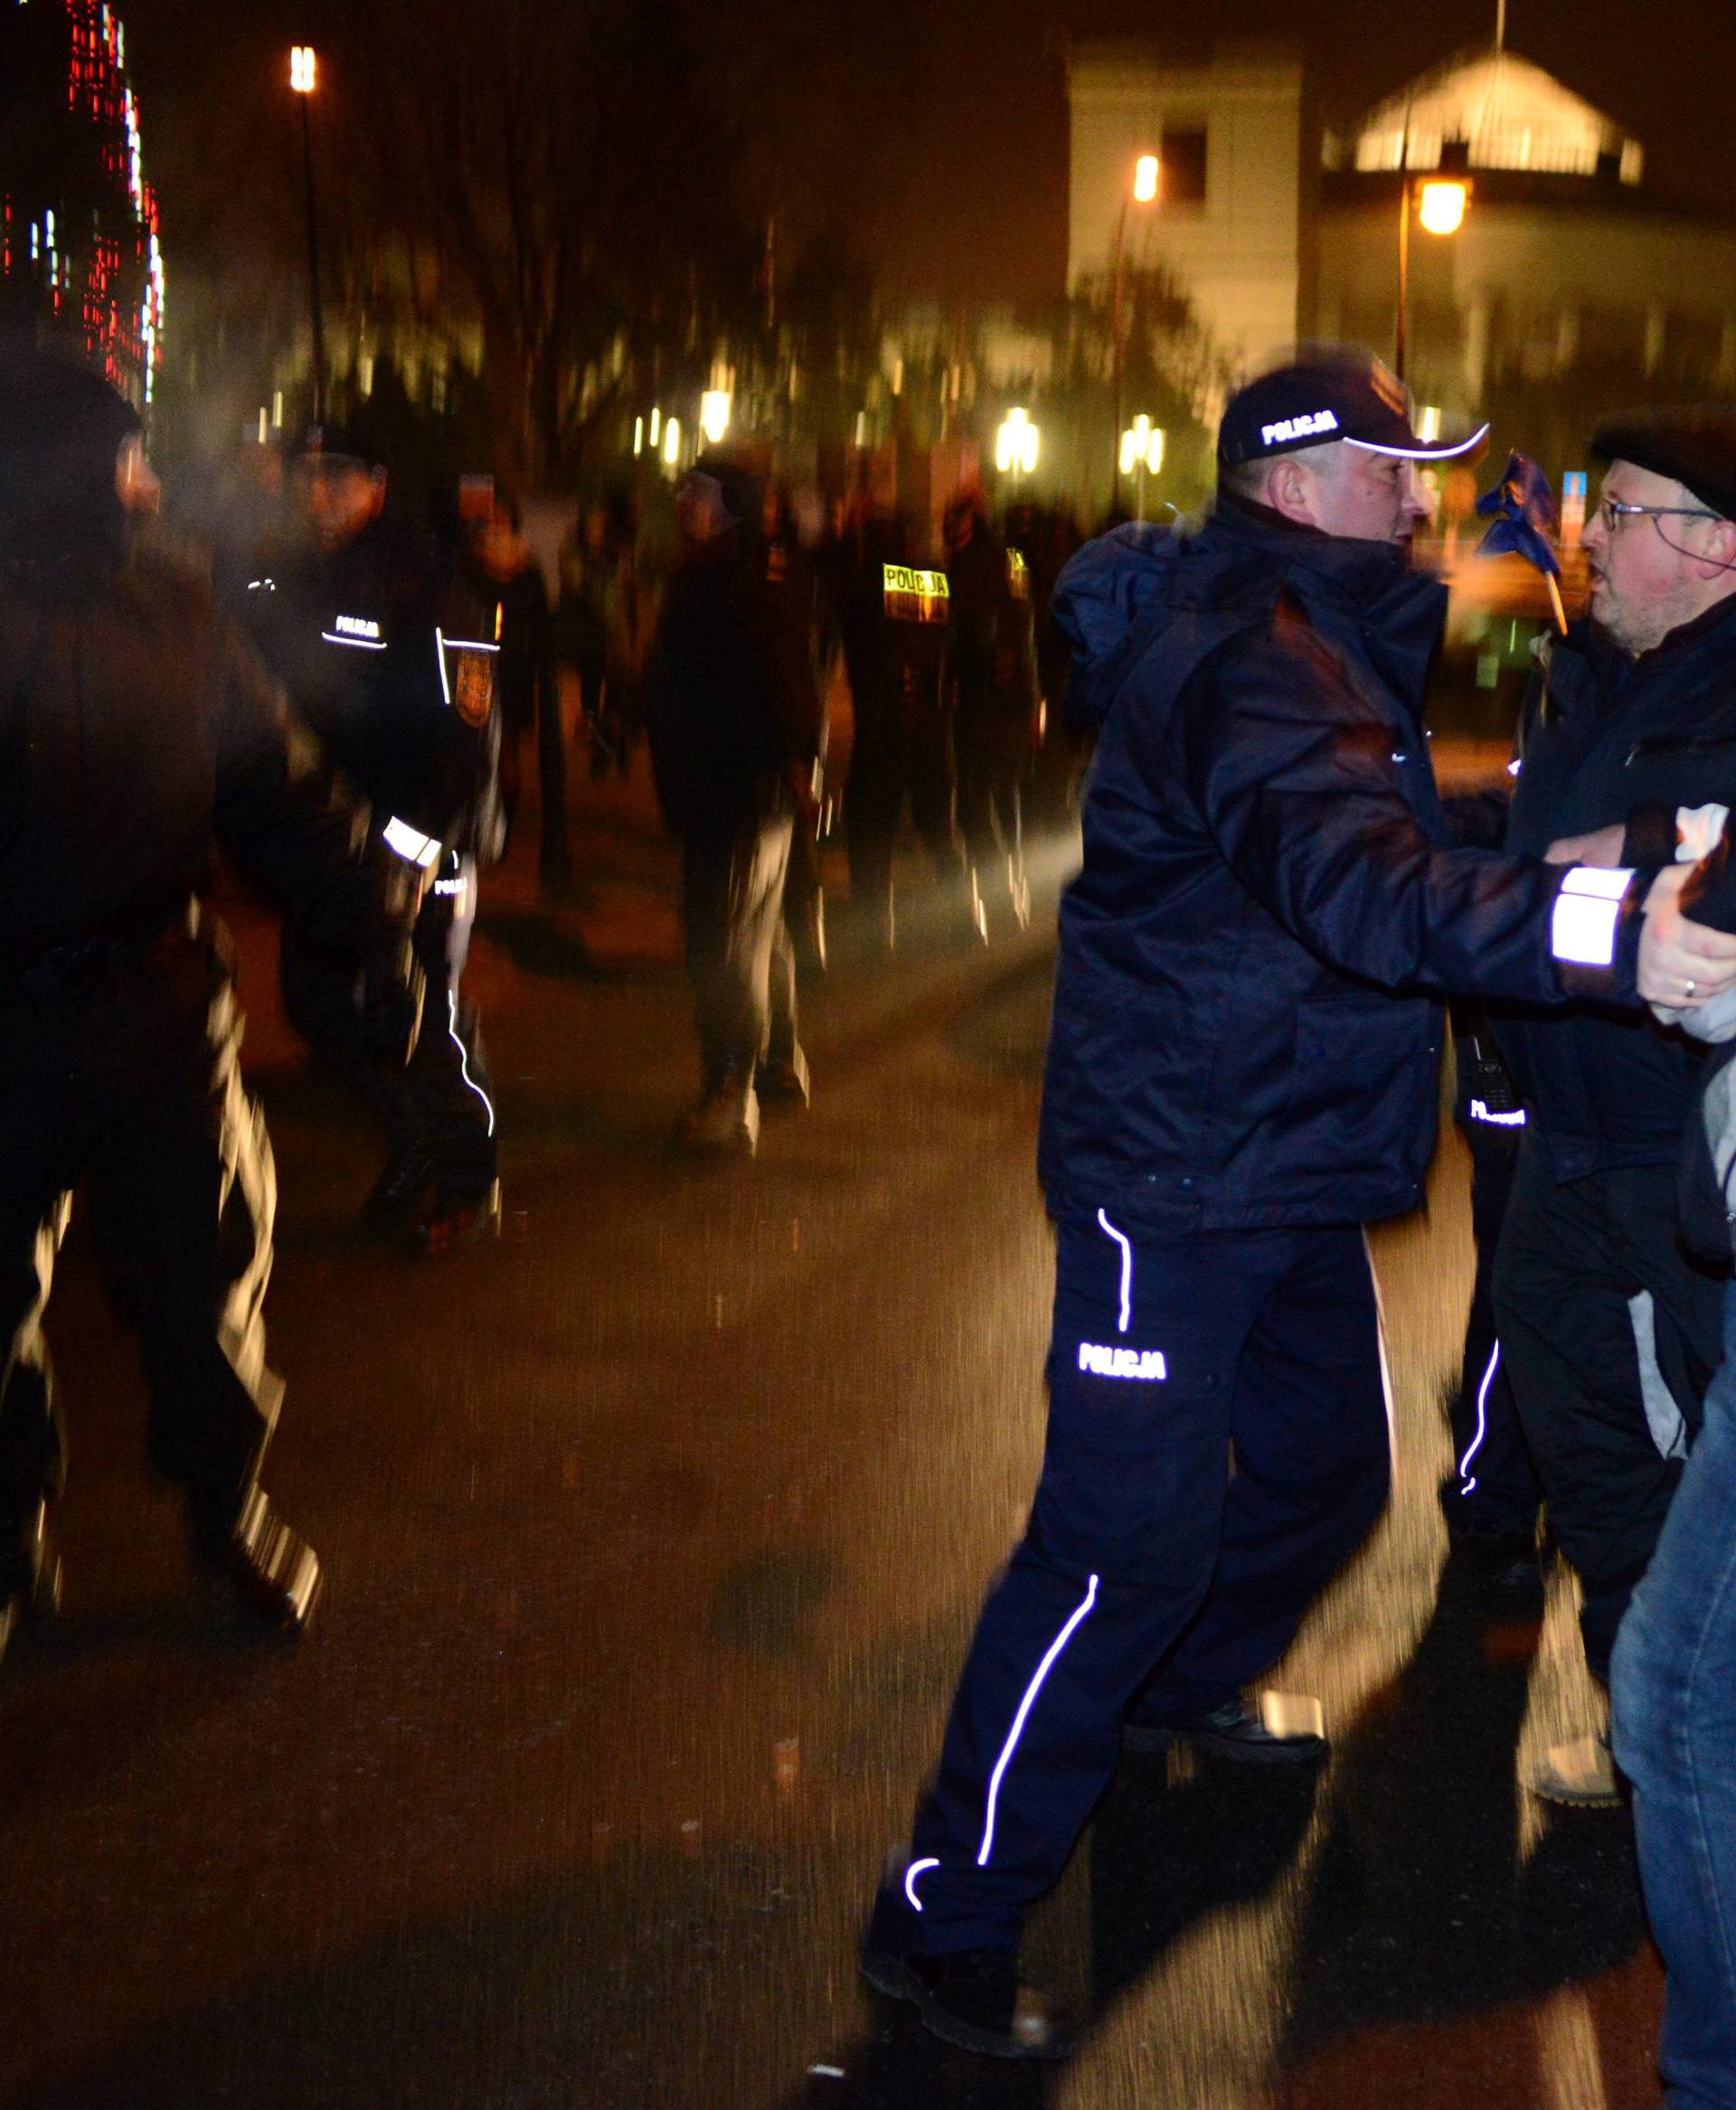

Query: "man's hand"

xmin=1637 ymin=864 xmax=1736 ymax=1006
xmin=1546 ymin=824 xmax=1626 ymax=867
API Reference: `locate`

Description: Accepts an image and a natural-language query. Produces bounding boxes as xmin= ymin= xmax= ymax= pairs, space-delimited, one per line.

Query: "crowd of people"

xmin=5 ymin=334 xmax=1736 ymax=2106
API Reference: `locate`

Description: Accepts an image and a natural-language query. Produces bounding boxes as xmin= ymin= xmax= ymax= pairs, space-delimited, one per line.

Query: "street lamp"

xmin=1118 ymin=415 xmax=1165 ymax=521
xmin=1112 ymin=151 xmax=1159 ymax=502
xmin=699 ymin=389 xmax=731 ymax=445
xmin=995 ymin=406 xmax=1039 ymax=484
xmin=1396 ymin=164 xmax=1470 ymax=381
xmin=288 ymin=46 xmax=326 ymax=422
xmin=661 ymin=416 xmax=682 ymax=470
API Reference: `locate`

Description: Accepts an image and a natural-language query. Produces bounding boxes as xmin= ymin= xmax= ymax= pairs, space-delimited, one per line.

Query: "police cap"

xmin=1219 ymin=344 xmax=1488 ymax=467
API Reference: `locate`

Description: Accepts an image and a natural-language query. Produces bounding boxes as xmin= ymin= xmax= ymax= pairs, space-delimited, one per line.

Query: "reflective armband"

xmin=382 ymin=816 xmax=441 ymax=869
xmin=1551 ymin=866 xmax=1636 ymax=967
xmin=1678 ymin=803 xmax=1730 ymax=862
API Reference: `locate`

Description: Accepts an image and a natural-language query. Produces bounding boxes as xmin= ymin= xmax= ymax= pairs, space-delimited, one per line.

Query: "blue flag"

xmin=1475 ymin=452 xmax=1561 ymax=578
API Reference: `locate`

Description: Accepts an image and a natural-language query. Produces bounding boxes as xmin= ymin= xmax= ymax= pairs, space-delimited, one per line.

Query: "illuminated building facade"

xmin=1070 ymin=40 xmax=1736 ymax=473
xmin=0 ymin=0 xmax=165 ymax=409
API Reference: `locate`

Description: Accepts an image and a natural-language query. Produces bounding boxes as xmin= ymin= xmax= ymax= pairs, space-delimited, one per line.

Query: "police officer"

xmin=944 ymin=484 xmax=1039 ymax=940
xmin=253 ymin=429 xmax=503 ymax=1249
xmin=860 ymin=350 xmax=1736 ymax=2058
xmin=832 ymin=494 xmax=959 ymax=949
xmin=0 ymin=350 xmax=417 ymax=1661
xmin=1492 ymin=409 xmax=1736 ymax=1804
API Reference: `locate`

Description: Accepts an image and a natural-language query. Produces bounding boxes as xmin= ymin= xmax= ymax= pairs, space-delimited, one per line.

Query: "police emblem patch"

xmin=454 ymin=650 xmax=494 ymax=728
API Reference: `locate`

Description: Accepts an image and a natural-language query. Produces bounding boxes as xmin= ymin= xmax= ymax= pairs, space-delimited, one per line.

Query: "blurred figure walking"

xmin=252 ymin=425 xmax=503 ymax=1249
xmin=0 ymin=351 xmax=417 ymax=1661
xmin=646 ymin=454 xmax=822 ymax=1155
xmin=945 ymin=485 xmax=1039 ymax=940
xmin=832 ymin=493 xmax=958 ymax=949
xmin=471 ymin=495 xmax=571 ymax=890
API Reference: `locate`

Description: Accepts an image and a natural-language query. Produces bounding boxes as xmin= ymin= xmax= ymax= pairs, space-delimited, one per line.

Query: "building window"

xmin=1161 ymin=128 xmax=1208 ymax=205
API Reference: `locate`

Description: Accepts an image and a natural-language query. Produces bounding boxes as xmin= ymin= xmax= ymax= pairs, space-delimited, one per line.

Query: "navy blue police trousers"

xmin=874 ymin=1211 xmax=1392 ymax=1956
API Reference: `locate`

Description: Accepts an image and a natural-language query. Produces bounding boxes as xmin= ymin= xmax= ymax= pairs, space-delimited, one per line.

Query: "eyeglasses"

xmin=1597 ymin=497 xmax=1723 ymax=532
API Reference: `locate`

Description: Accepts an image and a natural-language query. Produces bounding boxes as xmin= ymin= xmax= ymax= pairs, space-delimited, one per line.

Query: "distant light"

xmin=271 ymin=391 xmax=283 ymax=430
xmin=662 ymin=416 xmax=681 ymax=467
xmin=632 ymin=415 xmax=644 ymax=457
xmin=996 ymin=405 xmax=1036 ymax=476
xmin=649 ymin=406 xmax=661 ymax=447
xmin=1133 ymin=154 xmax=1159 ymax=203
xmin=1418 ymin=180 xmax=1467 ymax=235
xmin=258 ymin=408 xmax=269 ymax=444
xmin=289 ymin=45 xmax=316 ymax=94
xmin=1417 ymin=405 xmax=1443 ymax=444
xmin=1119 ymin=418 xmax=1165 ymax=477
xmin=700 ymin=390 xmax=731 ymax=445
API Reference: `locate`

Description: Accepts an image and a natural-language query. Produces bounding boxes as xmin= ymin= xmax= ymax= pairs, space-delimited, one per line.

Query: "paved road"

xmin=0 ymin=763 xmax=1662 ymax=2109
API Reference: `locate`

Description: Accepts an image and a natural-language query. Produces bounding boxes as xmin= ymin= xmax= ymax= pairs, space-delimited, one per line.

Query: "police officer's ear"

xmin=1264 ymin=456 xmax=1321 ymax=532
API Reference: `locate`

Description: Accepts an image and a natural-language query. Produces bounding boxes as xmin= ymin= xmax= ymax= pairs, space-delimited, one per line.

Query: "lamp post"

xmin=1394 ymin=134 xmax=1469 ymax=384
xmin=289 ymin=46 xmax=326 ymax=424
xmin=1112 ymin=152 xmax=1159 ymax=505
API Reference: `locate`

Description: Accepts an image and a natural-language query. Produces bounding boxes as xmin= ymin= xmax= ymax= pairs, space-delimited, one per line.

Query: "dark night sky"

xmin=118 ymin=0 xmax=1735 ymax=312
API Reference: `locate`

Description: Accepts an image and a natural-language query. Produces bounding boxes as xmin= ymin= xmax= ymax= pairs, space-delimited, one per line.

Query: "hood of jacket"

xmin=1052 ymin=495 xmax=1440 ymax=730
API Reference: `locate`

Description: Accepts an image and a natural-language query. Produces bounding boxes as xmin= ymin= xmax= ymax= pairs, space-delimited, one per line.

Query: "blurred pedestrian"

xmin=0 ymin=350 xmax=418 ymax=1662
xmin=944 ymin=484 xmax=1038 ymax=940
xmin=832 ymin=491 xmax=958 ymax=948
xmin=645 ymin=454 xmax=821 ymax=1155
xmin=251 ymin=425 xmax=503 ymax=1249
xmin=470 ymin=495 xmax=571 ymax=890
xmin=860 ymin=349 xmax=1735 ymax=2059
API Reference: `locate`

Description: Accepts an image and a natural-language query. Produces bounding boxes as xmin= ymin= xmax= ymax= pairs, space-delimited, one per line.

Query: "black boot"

xmin=861 ymin=1945 xmax=1073 ymax=2061
xmin=192 ymin=1487 xmax=321 ymax=1634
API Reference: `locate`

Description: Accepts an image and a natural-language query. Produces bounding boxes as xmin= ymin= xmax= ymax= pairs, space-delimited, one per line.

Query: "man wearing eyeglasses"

xmin=1492 ymin=410 xmax=1736 ymax=1804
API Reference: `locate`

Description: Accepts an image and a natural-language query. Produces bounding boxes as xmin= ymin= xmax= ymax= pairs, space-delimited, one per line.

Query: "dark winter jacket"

xmin=252 ymin=512 xmax=499 ymax=854
xmin=1037 ymin=498 xmax=1646 ymax=1235
xmin=0 ymin=549 xmax=392 ymax=975
xmin=1495 ymin=598 xmax=1736 ymax=1182
xmin=645 ymin=524 xmax=821 ymax=832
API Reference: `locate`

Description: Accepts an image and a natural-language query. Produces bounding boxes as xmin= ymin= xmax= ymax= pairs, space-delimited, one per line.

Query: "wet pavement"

xmin=0 ymin=756 xmax=1663 ymax=2109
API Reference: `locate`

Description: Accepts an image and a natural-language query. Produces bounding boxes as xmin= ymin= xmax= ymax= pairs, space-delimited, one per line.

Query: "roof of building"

xmin=1328 ymin=45 xmax=1643 ymax=186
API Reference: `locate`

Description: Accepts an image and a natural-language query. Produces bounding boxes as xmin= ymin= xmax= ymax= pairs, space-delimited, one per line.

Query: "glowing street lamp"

xmin=699 ymin=390 xmax=731 ymax=446
xmin=995 ymin=406 xmax=1039 ymax=481
xmin=661 ymin=416 xmax=682 ymax=469
xmin=288 ymin=46 xmax=326 ymax=419
xmin=1418 ymin=179 xmax=1468 ymax=236
xmin=1113 ymin=152 xmax=1159 ymax=497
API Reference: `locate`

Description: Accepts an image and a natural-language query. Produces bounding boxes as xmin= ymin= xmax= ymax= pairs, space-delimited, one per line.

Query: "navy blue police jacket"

xmin=1496 ymin=598 xmax=1736 ymax=1182
xmin=1037 ymin=497 xmax=1645 ymax=1236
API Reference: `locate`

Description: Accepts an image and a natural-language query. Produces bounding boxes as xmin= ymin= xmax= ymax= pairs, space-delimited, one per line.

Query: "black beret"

xmin=1590 ymin=408 xmax=1736 ymax=523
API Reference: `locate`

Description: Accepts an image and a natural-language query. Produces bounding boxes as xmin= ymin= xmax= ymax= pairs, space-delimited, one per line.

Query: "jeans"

xmin=1612 ymin=1280 xmax=1736 ymax=2109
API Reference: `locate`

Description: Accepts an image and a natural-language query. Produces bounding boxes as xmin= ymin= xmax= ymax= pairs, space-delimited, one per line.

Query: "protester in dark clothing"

xmin=0 ymin=352 xmax=418 ymax=1662
xmin=252 ymin=432 xmax=502 ymax=1249
xmin=1488 ymin=412 xmax=1736 ymax=1804
xmin=832 ymin=498 xmax=958 ymax=947
xmin=944 ymin=485 xmax=1039 ymax=939
xmin=861 ymin=350 xmax=1736 ymax=2061
xmin=646 ymin=453 xmax=822 ymax=1155
xmin=471 ymin=499 xmax=570 ymax=887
